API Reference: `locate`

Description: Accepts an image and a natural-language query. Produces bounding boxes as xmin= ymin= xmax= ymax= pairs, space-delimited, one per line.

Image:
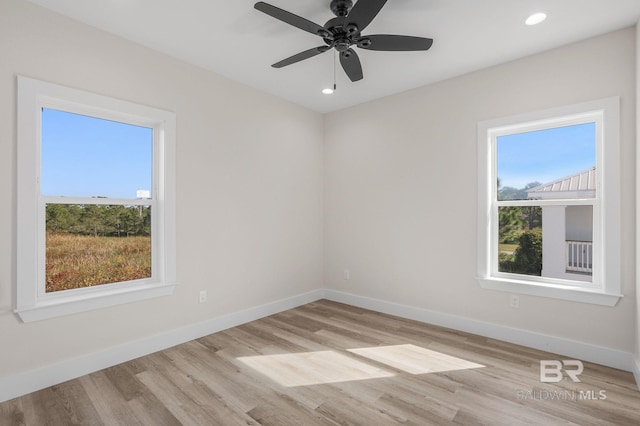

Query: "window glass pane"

xmin=41 ymin=108 xmax=152 ymax=199
xmin=565 ymin=205 xmax=593 ymax=281
xmin=498 ymin=205 xmax=593 ymax=282
xmin=46 ymin=204 xmax=151 ymax=293
xmin=497 ymin=123 xmax=596 ymax=201
xmin=498 ymin=206 xmax=542 ymax=276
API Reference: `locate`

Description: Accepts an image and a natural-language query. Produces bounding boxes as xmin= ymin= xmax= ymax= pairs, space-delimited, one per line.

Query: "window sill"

xmin=15 ymin=282 xmax=176 ymax=323
xmin=477 ymin=277 xmax=622 ymax=306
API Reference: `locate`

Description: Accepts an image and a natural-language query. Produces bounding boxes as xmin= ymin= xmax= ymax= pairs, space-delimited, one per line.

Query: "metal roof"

xmin=526 ymin=167 xmax=596 ymax=199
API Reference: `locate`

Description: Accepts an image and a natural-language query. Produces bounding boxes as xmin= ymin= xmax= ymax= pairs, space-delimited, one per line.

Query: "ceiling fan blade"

xmin=345 ymin=0 xmax=388 ymax=33
xmin=255 ymin=2 xmax=325 ymax=36
xmin=360 ymin=35 xmax=433 ymax=51
xmin=272 ymin=46 xmax=331 ymax=68
xmin=340 ymin=49 xmax=363 ymax=82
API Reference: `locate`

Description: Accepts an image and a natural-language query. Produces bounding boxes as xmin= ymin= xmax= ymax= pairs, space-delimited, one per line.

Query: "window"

xmin=17 ymin=76 xmax=176 ymax=322
xmin=477 ymin=98 xmax=621 ymax=306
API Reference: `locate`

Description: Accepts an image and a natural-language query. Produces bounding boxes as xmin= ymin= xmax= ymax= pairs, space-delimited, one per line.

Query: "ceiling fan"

xmin=254 ymin=0 xmax=433 ymax=82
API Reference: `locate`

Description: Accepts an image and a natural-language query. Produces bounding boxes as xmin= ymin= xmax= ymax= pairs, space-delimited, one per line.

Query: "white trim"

xmin=40 ymin=196 xmax=153 ymax=206
xmin=478 ymin=278 xmax=621 ymax=306
xmin=323 ymin=290 xmax=635 ymax=372
xmin=0 ymin=289 xmax=325 ymax=403
xmin=16 ymin=283 xmax=177 ymax=323
xmin=477 ymin=97 xmax=621 ymax=305
xmin=16 ymin=76 xmax=177 ymax=322
xmin=496 ymin=199 xmax=596 ymax=207
xmin=633 ymin=358 xmax=640 ymax=392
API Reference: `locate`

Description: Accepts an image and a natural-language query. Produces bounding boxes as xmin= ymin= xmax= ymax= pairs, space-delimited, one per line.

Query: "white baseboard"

xmin=0 ymin=289 xmax=325 ymax=403
xmin=324 ymin=289 xmax=636 ymax=372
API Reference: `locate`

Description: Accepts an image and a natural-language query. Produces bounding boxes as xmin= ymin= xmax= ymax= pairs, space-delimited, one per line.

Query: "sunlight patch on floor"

xmin=237 ymin=350 xmax=395 ymax=387
xmin=348 ymin=344 xmax=485 ymax=374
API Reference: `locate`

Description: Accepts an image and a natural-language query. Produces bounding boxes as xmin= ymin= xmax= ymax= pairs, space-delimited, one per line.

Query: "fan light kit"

xmin=254 ymin=0 xmax=433 ymax=83
xmin=525 ymin=12 xmax=547 ymax=26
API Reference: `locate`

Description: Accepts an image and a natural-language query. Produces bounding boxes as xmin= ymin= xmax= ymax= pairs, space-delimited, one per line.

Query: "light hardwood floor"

xmin=2 ymin=300 xmax=639 ymax=425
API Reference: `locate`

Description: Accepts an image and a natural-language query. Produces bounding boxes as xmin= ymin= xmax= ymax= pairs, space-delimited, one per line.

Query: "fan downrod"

xmin=330 ymin=0 xmax=353 ymax=17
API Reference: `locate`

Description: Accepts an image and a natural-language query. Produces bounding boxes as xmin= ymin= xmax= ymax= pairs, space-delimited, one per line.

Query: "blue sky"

xmin=497 ymin=122 xmax=596 ymax=190
xmin=41 ymin=108 xmax=152 ymax=199
xmin=41 ymin=108 xmax=595 ymax=198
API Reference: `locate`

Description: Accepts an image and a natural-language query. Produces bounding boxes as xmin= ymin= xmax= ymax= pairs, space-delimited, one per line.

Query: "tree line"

xmin=498 ymin=181 xmax=543 ymax=276
xmin=46 ymin=204 xmax=150 ymax=237
xmin=498 ymin=180 xmax=542 ymax=242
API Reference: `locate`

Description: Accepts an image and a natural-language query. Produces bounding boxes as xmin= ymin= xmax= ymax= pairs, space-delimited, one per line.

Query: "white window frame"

xmin=16 ymin=76 xmax=177 ymax=322
xmin=477 ymin=97 xmax=621 ymax=306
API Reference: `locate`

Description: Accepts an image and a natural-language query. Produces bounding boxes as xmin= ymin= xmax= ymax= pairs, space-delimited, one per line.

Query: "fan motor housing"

xmin=335 ymin=38 xmax=351 ymax=52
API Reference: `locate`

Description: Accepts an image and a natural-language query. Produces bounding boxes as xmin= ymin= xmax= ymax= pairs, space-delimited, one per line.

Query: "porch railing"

xmin=566 ymin=240 xmax=592 ymax=274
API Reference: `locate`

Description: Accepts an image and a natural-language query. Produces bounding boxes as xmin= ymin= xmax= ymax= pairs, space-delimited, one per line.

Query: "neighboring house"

xmin=527 ymin=167 xmax=595 ymax=282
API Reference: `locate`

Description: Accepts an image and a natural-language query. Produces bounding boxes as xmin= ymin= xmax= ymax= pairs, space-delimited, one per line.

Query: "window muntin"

xmin=17 ymin=76 xmax=176 ymax=322
xmin=477 ymin=98 xmax=621 ymax=306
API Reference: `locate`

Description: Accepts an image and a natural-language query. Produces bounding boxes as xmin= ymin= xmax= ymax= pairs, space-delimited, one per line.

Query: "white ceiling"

xmin=25 ymin=0 xmax=640 ymax=113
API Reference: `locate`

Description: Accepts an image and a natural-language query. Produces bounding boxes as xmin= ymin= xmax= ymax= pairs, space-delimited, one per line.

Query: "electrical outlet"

xmin=199 ymin=290 xmax=207 ymax=303
xmin=509 ymin=294 xmax=519 ymax=308
xmin=343 ymin=269 xmax=350 ymax=280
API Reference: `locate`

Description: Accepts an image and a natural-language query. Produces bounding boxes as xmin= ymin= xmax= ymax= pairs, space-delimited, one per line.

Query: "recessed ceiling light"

xmin=322 ymin=87 xmax=334 ymax=95
xmin=525 ymin=12 xmax=547 ymax=26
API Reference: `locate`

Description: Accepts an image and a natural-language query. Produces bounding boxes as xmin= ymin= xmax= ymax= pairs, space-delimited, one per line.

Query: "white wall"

xmin=0 ymin=0 xmax=323 ymax=379
xmin=566 ymin=205 xmax=593 ymax=241
xmin=325 ymin=28 xmax=636 ymax=352
xmin=541 ymin=206 xmax=567 ymax=279
xmin=635 ymin=21 xmax=640 ymax=381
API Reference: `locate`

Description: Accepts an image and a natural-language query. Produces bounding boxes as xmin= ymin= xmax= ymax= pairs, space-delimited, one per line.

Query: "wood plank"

xmin=0 ymin=399 xmax=26 ymax=426
xmin=78 ymin=371 xmax=144 ymax=426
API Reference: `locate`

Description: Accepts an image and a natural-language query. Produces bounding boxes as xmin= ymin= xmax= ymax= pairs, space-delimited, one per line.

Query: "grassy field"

xmin=499 ymin=243 xmax=519 ymax=254
xmin=46 ymin=232 xmax=151 ymax=293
